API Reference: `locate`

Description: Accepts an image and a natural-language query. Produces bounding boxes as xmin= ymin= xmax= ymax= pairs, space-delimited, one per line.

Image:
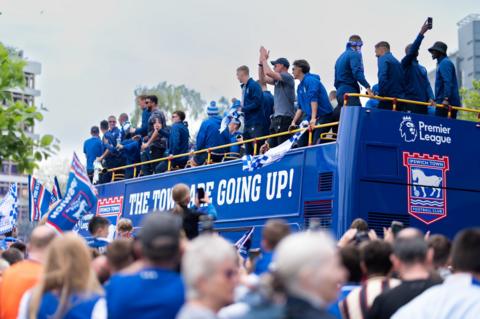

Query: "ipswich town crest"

xmin=96 ymin=196 xmax=124 ymax=225
xmin=403 ymin=152 xmax=449 ymax=224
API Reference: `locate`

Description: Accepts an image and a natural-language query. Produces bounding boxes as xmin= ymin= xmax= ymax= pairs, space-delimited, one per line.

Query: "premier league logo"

xmin=403 ymin=152 xmax=449 ymax=224
xmin=399 ymin=116 xmax=417 ymax=142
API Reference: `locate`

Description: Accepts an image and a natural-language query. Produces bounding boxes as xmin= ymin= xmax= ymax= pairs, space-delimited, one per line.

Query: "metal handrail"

xmin=107 ymin=121 xmax=339 ymax=176
xmin=345 ymin=93 xmax=480 ymax=117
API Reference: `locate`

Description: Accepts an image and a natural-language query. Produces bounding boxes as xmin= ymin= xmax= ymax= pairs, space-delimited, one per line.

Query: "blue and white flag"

xmin=28 ymin=176 xmax=54 ymax=222
xmin=51 ymin=176 xmax=63 ymax=202
xmin=47 ymin=153 xmax=98 ymax=233
xmin=0 ymin=184 xmax=18 ymax=235
xmin=235 ymin=227 xmax=255 ymax=261
xmin=242 ymin=121 xmax=309 ymax=171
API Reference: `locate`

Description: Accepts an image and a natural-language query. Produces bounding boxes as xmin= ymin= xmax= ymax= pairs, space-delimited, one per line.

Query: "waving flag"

xmin=0 ymin=184 xmax=18 ymax=235
xmin=242 ymin=121 xmax=309 ymax=172
xmin=235 ymin=227 xmax=255 ymax=261
xmin=51 ymin=176 xmax=63 ymax=203
xmin=47 ymin=153 xmax=98 ymax=233
xmin=28 ymin=176 xmax=55 ymax=221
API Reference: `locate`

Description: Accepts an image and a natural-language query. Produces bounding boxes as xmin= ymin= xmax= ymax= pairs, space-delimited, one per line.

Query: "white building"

xmin=0 ymin=55 xmax=42 ymax=225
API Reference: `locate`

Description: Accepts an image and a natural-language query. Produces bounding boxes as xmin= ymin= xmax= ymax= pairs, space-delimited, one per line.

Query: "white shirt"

xmin=392 ymin=273 xmax=480 ymax=319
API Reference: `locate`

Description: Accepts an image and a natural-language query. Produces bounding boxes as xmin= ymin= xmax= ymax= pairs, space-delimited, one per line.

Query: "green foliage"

xmin=0 ymin=42 xmax=59 ymax=173
xmin=133 ymin=82 xmax=206 ymax=120
xmin=459 ymin=80 xmax=480 ymax=122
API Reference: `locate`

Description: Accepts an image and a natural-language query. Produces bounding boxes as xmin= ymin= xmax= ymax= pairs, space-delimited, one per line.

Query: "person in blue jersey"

xmin=18 ymin=233 xmax=106 ymax=319
xmin=171 ymin=183 xmax=218 ymax=240
xmin=155 ymin=110 xmax=190 ymax=173
xmin=334 ymin=35 xmax=373 ymax=111
xmin=106 ymin=213 xmax=185 ymax=319
xmin=227 ymin=115 xmax=244 ymax=156
xmin=401 ymin=21 xmax=435 ymax=114
xmin=237 ymin=65 xmax=265 ymax=155
xmin=177 ymin=235 xmax=239 ymax=319
xmin=428 ymin=41 xmax=461 ymax=118
xmin=97 ymin=115 xmax=125 ymax=183
xmin=291 ymin=59 xmax=333 ymax=147
xmin=118 ymin=113 xmax=132 ymax=141
xmin=192 ymin=101 xmax=230 ymax=165
xmin=83 ymin=126 xmax=104 ymax=182
xmin=129 ymin=95 xmax=151 ymax=137
xmin=258 ymin=79 xmax=275 ymax=136
xmin=375 ymin=42 xmax=407 ymax=111
xmin=86 ymin=216 xmax=113 ymax=254
xmin=254 ymin=219 xmax=291 ymax=275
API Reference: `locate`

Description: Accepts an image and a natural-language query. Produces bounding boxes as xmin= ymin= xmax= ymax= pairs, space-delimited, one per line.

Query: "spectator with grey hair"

xmin=392 ymin=228 xmax=480 ymax=319
xmin=272 ymin=231 xmax=347 ymax=319
xmin=106 ymin=213 xmax=185 ymax=319
xmin=367 ymin=229 xmax=441 ymax=319
xmin=177 ymin=235 xmax=239 ymax=319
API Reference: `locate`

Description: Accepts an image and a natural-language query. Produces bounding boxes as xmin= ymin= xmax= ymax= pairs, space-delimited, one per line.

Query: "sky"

xmin=0 ymin=0 xmax=478 ymax=164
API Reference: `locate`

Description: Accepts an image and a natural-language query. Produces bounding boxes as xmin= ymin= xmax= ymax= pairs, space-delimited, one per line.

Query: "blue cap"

xmin=207 ymin=101 xmax=219 ymax=116
xmin=270 ymin=57 xmax=290 ymax=68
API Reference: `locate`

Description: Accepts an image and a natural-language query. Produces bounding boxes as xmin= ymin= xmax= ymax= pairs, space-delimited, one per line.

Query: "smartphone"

xmin=197 ymin=187 xmax=205 ymax=203
xmin=391 ymin=221 xmax=405 ymax=237
xmin=427 ymin=17 xmax=433 ymax=29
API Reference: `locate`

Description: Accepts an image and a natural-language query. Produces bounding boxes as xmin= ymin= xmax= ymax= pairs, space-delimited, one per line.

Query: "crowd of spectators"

xmin=0 ymin=194 xmax=479 ymax=319
xmin=84 ymin=20 xmax=461 ymax=184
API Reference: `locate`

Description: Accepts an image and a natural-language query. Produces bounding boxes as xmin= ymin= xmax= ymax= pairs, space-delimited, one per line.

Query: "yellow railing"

xmin=344 ymin=93 xmax=480 ymax=118
xmin=107 ymin=121 xmax=339 ymax=180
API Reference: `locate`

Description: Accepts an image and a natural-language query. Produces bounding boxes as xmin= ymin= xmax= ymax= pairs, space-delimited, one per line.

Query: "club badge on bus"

xmin=403 ymin=152 xmax=449 ymax=224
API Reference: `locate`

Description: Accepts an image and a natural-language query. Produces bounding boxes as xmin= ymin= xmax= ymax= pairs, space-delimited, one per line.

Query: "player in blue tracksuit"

xmin=334 ymin=35 xmax=373 ymax=110
xmin=429 ymin=41 xmax=461 ymax=118
xmin=83 ymin=126 xmax=104 ymax=182
xmin=401 ymin=21 xmax=435 ymax=114
xmin=193 ymin=102 xmax=229 ymax=165
xmin=155 ymin=110 xmax=190 ymax=173
xmin=375 ymin=41 xmax=406 ymax=110
xmin=132 ymin=95 xmax=152 ymax=137
xmin=291 ymin=59 xmax=333 ymax=147
xmin=117 ymin=137 xmax=141 ymax=179
xmin=98 ymin=115 xmax=125 ymax=183
xmin=237 ymin=65 xmax=264 ymax=155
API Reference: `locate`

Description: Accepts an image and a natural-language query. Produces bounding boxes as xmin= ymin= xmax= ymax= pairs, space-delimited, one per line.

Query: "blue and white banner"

xmin=47 ymin=153 xmax=98 ymax=233
xmin=28 ymin=176 xmax=54 ymax=221
xmin=242 ymin=121 xmax=308 ymax=171
xmin=0 ymin=184 xmax=18 ymax=235
xmin=235 ymin=227 xmax=255 ymax=260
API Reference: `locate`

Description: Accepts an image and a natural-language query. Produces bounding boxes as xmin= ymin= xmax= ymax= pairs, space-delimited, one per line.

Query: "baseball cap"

xmin=271 ymin=57 xmax=290 ymax=68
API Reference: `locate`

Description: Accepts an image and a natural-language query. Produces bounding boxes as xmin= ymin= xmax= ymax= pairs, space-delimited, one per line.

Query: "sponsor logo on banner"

xmin=97 ymin=196 xmax=124 ymax=224
xmin=403 ymin=152 xmax=449 ymax=224
xmin=399 ymin=116 xmax=452 ymax=145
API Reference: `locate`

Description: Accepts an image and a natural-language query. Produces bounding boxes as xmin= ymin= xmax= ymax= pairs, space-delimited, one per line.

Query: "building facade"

xmin=0 ymin=57 xmax=42 ymax=226
xmin=428 ymin=14 xmax=480 ymax=92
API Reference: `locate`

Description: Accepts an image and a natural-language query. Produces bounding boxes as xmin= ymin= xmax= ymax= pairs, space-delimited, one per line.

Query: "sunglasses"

xmin=108 ymin=121 xmax=116 ymax=123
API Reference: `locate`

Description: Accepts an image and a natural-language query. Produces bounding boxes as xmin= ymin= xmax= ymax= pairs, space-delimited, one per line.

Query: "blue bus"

xmin=89 ymin=96 xmax=480 ymax=246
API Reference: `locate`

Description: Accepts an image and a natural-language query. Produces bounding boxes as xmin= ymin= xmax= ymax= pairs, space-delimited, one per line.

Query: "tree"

xmin=459 ymin=80 xmax=480 ymax=122
xmin=0 ymin=42 xmax=59 ymax=173
xmin=132 ymin=82 xmax=206 ymax=121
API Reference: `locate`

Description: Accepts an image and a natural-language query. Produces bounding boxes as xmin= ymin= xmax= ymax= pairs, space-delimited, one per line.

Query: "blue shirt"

xmin=334 ymin=47 xmax=370 ymax=95
xmin=120 ymin=138 xmax=141 ymax=165
xmin=241 ymin=78 xmax=264 ymax=127
xmin=262 ymin=91 xmax=274 ymax=130
xmin=135 ymin=108 xmax=152 ymax=137
xmin=229 ymin=131 xmax=242 ymax=154
xmin=377 ymin=52 xmax=406 ymax=98
xmin=196 ymin=116 xmax=229 ymax=153
xmin=401 ymin=34 xmax=434 ymax=102
xmin=434 ymin=56 xmax=461 ymax=106
xmin=169 ymin=122 xmax=189 ymax=162
xmin=104 ymin=127 xmax=122 ymax=155
xmin=83 ymin=136 xmax=103 ymax=171
xmin=254 ymin=251 xmax=273 ymax=275
xmin=35 ymin=291 xmax=103 ymax=319
xmin=106 ymin=267 xmax=185 ymax=319
xmin=297 ymin=73 xmax=333 ymax=120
